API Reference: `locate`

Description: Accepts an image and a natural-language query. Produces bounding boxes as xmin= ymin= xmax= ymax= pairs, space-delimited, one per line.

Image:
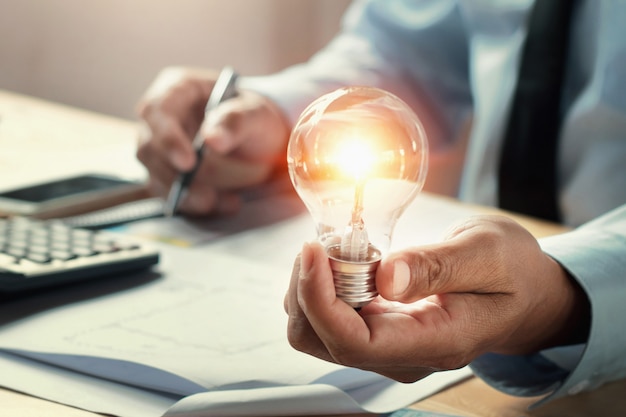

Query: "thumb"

xmin=376 ymin=245 xmax=453 ymax=302
xmin=376 ymin=219 xmax=507 ymax=302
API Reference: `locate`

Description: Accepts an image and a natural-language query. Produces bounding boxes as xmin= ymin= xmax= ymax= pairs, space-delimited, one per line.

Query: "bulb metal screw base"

xmin=327 ymin=244 xmax=382 ymax=309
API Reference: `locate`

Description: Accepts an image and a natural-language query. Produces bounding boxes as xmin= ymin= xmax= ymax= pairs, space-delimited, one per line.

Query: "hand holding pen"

xmin=136 ymin=66 xmax=292 ymax=217
xmin=163 ymin=67 xmax=239 ymax=217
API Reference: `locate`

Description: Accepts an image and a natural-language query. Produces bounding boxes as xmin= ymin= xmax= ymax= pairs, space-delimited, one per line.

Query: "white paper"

xmin=0 ymin=352 xmax=178 ymax=417
xmin=0 ymin=194 xmax=477 ymax=416
xmin=163 ymin=371 xmax=471 ymax=417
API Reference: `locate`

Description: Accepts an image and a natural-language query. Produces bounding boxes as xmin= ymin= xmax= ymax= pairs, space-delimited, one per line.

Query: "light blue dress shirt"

xmin=242 ymin=0 xmax=626 ymax=405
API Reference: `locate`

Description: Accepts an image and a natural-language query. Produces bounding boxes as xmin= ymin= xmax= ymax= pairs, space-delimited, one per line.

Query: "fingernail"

xmin=393 ymin=260 xmax=411 ymax=297
xmin=299 ymin=242 xmax=313 ymax=279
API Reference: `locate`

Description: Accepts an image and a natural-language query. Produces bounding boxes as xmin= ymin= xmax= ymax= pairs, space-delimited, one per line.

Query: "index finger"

xmin=285 ymin=245 xmax=334 ymax=363
xmin=296 ymin=242 xmax=372 ymax=361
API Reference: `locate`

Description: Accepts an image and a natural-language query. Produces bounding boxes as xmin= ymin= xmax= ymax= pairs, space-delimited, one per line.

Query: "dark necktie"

xmin=497 ymin=0 xmax=575 ymax=222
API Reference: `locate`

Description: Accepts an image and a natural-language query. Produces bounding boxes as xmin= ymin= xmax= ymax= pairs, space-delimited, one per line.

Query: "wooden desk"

xmin=1 ymin=90 xmax=624 ymax=417
xmin=0 ymin=89 xmax=146 ymax=192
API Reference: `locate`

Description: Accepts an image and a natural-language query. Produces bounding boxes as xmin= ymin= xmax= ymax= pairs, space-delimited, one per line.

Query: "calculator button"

xmin=72 ymin=246 xmax=97 ymax=257
xmin=92 ymin=243 xmax=118 ymax=253
xmin=30 ymin=235 xmax=49 ymax=246
xmin=52 ymin=235 xmax=71 ymax=244
xmin=50 ymin=251 xmax=77 ymax=261
xmin=0 ymin=216 xmax=159 ymax=293
xmin=26 ymin=253 xmax=52 ymax=264
xmin=8 ymin=239 xmax=28 ymax=250
xmin=6 ymin=247 xmax=26 ymax=258
xmin=28 ymin=245 xmax=49 ymax=255
xmin=8 ymin=232 xmax=29 ymax=244
xmin=51 ymin=242 xmax=71 ymax=252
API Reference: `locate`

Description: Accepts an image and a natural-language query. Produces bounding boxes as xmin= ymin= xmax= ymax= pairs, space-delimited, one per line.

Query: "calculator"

xmin=0 ymin=216 xmax=159 ymax=293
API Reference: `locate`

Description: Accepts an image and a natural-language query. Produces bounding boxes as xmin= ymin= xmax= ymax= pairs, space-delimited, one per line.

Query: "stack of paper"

xmin=0 ymin=194 xmax=476 ymax=416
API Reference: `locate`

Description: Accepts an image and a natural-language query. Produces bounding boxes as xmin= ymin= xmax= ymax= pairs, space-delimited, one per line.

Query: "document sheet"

xmin=0 ymin=194 xmax=478 ymax=416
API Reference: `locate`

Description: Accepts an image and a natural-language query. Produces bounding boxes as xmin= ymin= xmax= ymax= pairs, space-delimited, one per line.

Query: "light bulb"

xmin=287 ymin=86 xmax=428 ymax=308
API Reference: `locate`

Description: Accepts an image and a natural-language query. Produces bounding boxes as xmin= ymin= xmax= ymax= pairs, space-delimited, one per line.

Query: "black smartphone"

xmin=0 ymin=174 xmax=147 ymax=219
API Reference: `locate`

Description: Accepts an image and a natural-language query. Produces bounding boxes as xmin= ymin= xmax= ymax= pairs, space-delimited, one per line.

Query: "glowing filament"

xmin=334 ymin=137 xmax=376 ymax=181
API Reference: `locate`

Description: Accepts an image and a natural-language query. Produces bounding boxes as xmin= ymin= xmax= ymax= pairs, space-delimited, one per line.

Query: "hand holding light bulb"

xmin=287 ymin=87 xmax=429 ymax=308
xmin=284 ymin=87 xmax=590 ymax=384
xmin=285 ymin=216 xmax=590 ymax=383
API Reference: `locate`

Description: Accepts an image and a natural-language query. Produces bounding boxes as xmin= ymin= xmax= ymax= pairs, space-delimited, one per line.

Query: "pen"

xmin=163 ymin=66 xmax=239 ymax=217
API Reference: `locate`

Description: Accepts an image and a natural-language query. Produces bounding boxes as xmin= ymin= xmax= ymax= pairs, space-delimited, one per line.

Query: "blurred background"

xmin=0 ymin=0 xmax=351 ymax=120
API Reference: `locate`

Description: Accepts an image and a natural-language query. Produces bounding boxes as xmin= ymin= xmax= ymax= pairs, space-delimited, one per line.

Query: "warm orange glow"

xmin=333 ymin=137 xmax=376 ymax=181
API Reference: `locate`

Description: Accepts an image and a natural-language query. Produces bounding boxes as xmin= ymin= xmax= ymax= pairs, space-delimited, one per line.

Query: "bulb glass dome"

xmin=288 ymin=86 xmax=428 ymax=252
xmin=287 ymin=86 xmax=428 ymax=307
